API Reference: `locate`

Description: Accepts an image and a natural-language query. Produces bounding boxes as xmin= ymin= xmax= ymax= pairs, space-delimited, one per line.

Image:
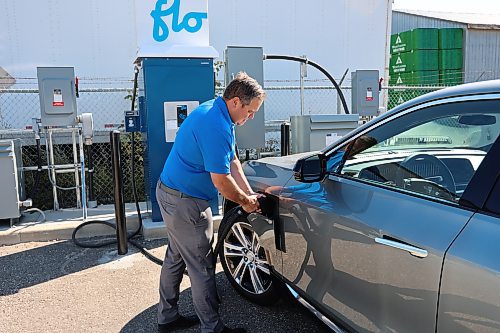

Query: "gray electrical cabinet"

xmin=0 ymin=139 xmax=26 ymax=225
xmin=224 ymin=46 xmax=265 ymax=149
xmin=351 ymin=70 xmax=380 ymax=116
xmin=37 ymin=67 xmax=77 ymax=127
xmin=291 ymin=114 xmax=360 ymax=153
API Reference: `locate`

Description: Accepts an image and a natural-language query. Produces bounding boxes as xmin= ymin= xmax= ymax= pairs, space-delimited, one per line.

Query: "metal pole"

xmin=300 ymin=55 xmax=307 ymax=116
xmin=280 ymin=122 xmax=290 ymax=156
xmin=48 ymin=129 xmax=59 ymax=210
xmin=72 ymin=129 xmax=82 ymax=209
xmin=86 ymin=144 xmax=96 ymax=208
xmin=110 ymin=130 xmax=128 ymax=255
xmin=78 ymin=129 xmax=87 ymax=220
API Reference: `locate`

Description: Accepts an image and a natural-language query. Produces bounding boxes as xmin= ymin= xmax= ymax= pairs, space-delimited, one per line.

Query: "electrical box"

xmin=351 ymin=70 xmax=380 ymax=116
xmin=224 ymin=46 xmax=265 ymax=149
xmin=0 ymin=139 xmax=26 ymax=225
xmin=37 ymin=67 xmax=77 ymax=127
xmin=138 ymin=57 xmax=214 ymax=222
xmin=291 ymin=115 xmax=360 ymax=153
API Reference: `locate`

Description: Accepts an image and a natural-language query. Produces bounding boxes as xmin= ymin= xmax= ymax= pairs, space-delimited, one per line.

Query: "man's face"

xmin=232 ymin=97 xmax=263 ymax=126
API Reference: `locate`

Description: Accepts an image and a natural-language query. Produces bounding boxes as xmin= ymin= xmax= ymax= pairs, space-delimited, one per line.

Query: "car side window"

xmin=336 ymin=100 xmax=500 ymax=203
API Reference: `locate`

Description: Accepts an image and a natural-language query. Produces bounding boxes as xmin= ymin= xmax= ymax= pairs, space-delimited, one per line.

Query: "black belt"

xmin=159 ymin=181 xmax=195 ymax=199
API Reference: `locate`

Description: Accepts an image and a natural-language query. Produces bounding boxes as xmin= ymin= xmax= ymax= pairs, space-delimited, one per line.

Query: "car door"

xmin=437 ymin=137 xmax=500 ymax=333
xmin=277 ymin=98 xmax=500 ymax=332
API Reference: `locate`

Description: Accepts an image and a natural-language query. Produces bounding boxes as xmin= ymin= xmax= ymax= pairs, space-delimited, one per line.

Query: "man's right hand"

xmin=241 ymin=194 xmax=261 ymax=213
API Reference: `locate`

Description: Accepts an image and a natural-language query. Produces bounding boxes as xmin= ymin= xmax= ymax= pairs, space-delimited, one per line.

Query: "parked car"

xmin=218 ymin=80 xmax=500 ymax=333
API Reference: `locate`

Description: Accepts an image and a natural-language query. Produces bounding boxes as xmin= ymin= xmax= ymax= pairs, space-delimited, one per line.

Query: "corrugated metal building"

xmin=392 ymin=9 xmax=500 ymax=83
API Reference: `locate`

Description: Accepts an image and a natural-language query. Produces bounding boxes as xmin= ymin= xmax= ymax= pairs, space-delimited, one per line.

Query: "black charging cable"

xmin=72 ymin=66 xmax=163 ymax=266
xmin=264 ymin=54 xmax=350 ymax=114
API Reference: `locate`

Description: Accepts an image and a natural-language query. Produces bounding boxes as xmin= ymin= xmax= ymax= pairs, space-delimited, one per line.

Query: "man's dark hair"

xmin=348 ymin=135 xmax=378 ymax=157
xmin=223 ymin=72 xmax=266 ymax=105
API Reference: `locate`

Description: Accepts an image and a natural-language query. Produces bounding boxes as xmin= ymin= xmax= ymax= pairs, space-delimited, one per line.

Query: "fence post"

xmin=300 ymin=55 xmax=307 ymax=116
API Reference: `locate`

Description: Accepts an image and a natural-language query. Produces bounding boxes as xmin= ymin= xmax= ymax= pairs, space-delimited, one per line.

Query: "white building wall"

xmin=1 ymin=0 xmax=391 ymax=83
xmin=0 ymin=0 xmax=391 ymax=128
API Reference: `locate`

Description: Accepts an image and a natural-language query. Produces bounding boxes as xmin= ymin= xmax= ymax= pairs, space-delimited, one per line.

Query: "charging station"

xmin=133 ymin=0 xmax=218 ymax=222
xmin=136 ymin=58 xmax=215 ymax=221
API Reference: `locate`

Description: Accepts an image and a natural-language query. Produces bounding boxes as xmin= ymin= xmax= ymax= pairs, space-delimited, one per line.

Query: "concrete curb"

xmin=141 ymin=216 xmax=223 ymax=239
xmin=0 ymin=203 xmax=223 ymax=246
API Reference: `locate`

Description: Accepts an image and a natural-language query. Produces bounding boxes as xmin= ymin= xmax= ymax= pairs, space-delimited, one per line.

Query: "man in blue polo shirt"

xmin=156 ymin=72 xmax=265 ymax=333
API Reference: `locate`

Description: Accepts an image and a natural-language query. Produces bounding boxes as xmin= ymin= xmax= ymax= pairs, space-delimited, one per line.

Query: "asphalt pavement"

xmin=0 ymin=238 xmax=331 ymax=333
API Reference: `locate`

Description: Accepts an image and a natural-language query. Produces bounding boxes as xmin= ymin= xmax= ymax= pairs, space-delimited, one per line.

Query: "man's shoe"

xmin=158 ymin=315 xmax=200 ymax=332
xmin=220 ymin=326 xmax=247 ymax=333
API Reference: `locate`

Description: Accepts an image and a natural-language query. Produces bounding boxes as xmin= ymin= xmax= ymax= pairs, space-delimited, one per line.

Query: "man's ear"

xmin=230 ymin=97 xmax=240 ymax=107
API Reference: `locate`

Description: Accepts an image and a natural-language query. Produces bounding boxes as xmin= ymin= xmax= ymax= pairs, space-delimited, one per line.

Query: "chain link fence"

xmin=17 ymin=131 xmax=145 ymax=210
xmin=0 ymin=88 xmax=132 ymax=130
xmin=0 ymin=77 xmax=447 ymax=210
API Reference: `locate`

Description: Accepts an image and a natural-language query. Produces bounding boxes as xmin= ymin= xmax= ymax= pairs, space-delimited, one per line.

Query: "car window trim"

xmin=460 ymin=135 xmax=500 ymax=210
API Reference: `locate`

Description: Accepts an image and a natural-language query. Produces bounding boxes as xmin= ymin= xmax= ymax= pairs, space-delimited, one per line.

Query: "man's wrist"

xmin=240 ymin=193 xmax=252 ymax=206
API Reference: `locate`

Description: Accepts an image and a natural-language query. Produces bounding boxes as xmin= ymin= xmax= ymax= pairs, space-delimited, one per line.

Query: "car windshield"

xmin=336 ymin=107 xmax=499 ymax=202
xmin=358 ymin=113 xmax=499 ymax=155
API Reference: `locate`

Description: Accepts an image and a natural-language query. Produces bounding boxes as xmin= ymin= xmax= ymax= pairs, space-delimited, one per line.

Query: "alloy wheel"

xmin=222 ymin=221 xmax=272 ymax=295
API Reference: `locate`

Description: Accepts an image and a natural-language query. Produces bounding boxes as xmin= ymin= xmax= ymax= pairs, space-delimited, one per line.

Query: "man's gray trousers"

xmin=156 ymin=182 xmax=224 ymax=333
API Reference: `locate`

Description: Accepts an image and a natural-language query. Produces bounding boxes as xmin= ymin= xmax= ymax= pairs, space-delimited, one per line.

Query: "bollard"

xmin=110 ymin=130 xmax=128 ymax=255
xmin=280 ymin=122 xmax=290 ymax=156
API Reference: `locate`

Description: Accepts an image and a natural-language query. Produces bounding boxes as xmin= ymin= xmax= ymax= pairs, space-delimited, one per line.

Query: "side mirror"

xmin=293 ymin=153 xmax=326 ymax=183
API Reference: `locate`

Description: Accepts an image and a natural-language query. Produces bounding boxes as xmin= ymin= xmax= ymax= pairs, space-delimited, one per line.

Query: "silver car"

xmin=218 ymin=80 xmax=500 ymax=333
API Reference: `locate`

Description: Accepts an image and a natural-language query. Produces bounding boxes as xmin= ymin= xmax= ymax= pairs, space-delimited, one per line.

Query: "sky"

xmin=392 ymin=0 xmax=500 ymax=14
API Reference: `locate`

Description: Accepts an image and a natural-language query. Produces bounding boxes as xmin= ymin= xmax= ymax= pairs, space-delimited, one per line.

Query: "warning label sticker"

xmin=53 ymin=89 xmax=64 ymax=107
xmin=366 ymin=88 xmax=374 ymax=101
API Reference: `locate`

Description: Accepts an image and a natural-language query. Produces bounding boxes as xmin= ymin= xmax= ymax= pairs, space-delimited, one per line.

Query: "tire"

xmin=218 ymin=214 xmax=280 ymax=305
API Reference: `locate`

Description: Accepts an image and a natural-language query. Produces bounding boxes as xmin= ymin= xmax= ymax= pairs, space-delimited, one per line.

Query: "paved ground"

xmin=0 ymin=238 xmax=331 ymax=333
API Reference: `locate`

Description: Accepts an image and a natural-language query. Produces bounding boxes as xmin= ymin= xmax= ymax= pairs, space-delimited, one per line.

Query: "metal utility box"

xmin=291 ymin=115 xmax=359 ymax=153
xmin=37 ymin=67 xmax=77 ymax=127
xmin=224 ymin=46 xmax=265 ymax=149
xmin=138 ymin=57 xmax=214 ymax=222
xmin=0 ymin=139 xmax=26 ymax=224
xmin=351 ymin=70 xmax=380 ymax=116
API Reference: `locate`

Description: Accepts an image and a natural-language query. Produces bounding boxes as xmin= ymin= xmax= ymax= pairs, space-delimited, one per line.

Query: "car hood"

xmin=242 ymin=151 xmax=319 ymax=191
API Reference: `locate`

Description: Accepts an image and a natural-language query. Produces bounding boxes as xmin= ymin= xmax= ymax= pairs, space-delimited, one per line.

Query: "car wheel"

xmin=218 ymin=215 xmax=280 ymax=305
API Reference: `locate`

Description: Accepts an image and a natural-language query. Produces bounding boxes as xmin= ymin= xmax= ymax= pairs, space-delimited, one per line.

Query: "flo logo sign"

xmin=135 ymin=0 xmax=210 ymax=56
xmin=150 ymin=0 xmax=207 ymax=42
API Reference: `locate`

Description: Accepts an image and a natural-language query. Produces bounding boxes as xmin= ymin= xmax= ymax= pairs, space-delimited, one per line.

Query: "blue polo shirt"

xmin=160 ymin=97 xmax=236 ymax=201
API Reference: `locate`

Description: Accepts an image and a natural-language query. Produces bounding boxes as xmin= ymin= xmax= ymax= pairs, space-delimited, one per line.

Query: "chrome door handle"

xmin=375 ymin=237 xmax=428 ymax=258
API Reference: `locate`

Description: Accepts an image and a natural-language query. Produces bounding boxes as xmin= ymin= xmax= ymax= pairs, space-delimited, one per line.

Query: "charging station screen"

xmin=177 ymin=105 xmax=188 ymax=127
